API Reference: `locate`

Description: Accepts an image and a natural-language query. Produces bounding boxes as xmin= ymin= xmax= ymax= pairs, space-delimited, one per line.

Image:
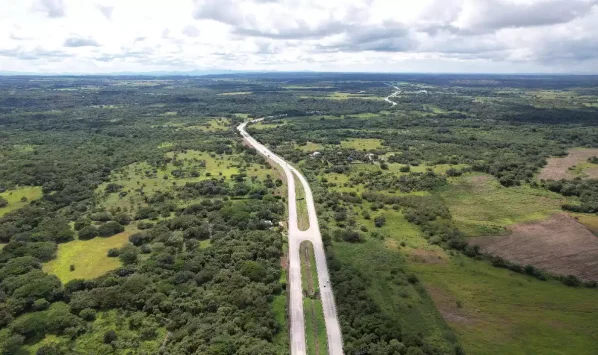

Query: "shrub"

xmin=103 ymin=330 xmax=117 ymax=344
xmin=77 ymin=226 xmax=98 ymax=240
xmin=107 ymin=248 xmax=119 ymax=257
xmin=374 ymin=215 xmax=386 ymax=228
xmin=98 ymin=222 xmax=124 ymax=237
xmin=79 ymin=308 xmax=96 ymax=321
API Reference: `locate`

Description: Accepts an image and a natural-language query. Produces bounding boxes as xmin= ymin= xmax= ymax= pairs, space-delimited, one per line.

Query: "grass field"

xmin=411 ymin=255 xmax=598 ymax=355
xmin=439 ymin=173 xmax=570 ymax=236
xmin=340 ymin=138 xmax=383 ymax=150
xmin=297 ymin=142 xmax=325 ymax=152
xmin=96 ymin=150 xmax=260 ymax=212
xmin=195 ymin=118 xmax=231 ymax=132
xmin=43 ymin=227 xmax=133 ymax=283
xmin=0 ymin=186 xmax=43 ymax=217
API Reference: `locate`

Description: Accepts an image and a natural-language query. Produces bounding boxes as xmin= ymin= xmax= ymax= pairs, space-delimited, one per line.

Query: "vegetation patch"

xmin=217 ymin=91 xmax=253 ymax=95
xmin=43 ymin=229 xmax=132 ymax=283
xmin=0 ymin=186 xmax=43 ymax=217
xmin=340 ymin=138 xmax=383 ymax=150
xmin=411 ymin=255 xmax=598 ymax=355
xmin=440 ymin=174 xmax=568 ymax=236
xmin=300 ymin=241 xmax=326 ymax=355
xmin=295 ymin=173 xmax=310 ymax=231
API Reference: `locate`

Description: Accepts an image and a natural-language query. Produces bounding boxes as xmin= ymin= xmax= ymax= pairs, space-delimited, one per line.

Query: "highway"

xmin=237 ymin=86 xmax=399 ymax=355
xmin=238 ymin=120 xmax=343 ymax=355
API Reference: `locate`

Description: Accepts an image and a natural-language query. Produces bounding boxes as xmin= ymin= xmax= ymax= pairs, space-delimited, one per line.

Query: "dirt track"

xmin=469 ymin=213 xmax=598 ymax=281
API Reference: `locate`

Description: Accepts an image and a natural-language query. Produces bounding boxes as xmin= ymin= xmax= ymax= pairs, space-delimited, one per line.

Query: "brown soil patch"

xmin=408 ymin=249 xmax=447 ymax=264
xmin=538 ymin=148 xmax=598 ymax=180
xmin=469 ymin=175 xmax=490 ymax=186
xmin=469 ymin=213 xmax=598 ymax=281
xmin=584 ymin=167 xmax=598 ymax=179
xmin=425 ymin=285 xmax=475 ymax=325
xmin=280 ymin=254 xmax=288 ymax=270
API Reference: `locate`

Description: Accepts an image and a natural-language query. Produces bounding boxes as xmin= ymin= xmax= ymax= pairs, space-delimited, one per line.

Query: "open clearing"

xmin=440 ymin=174 xmax=569 ymax=236
xmin=0 ymin=186 xmax=43 ymax=217
xmin=43 ymin=229 xmax=132 ymax=283
xmin=411 ymin=255 xmax=598 ymax=355
xmin=469 ymin=213 xmax=598 ymax=281
xmin=339 ymin=138 xmax=383 ymax=150
xmin=538 ymin=148 xmax=598 ymax=180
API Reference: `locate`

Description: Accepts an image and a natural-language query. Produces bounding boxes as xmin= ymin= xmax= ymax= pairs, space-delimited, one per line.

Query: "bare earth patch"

xmin=469 ymin=213 xmax=598 ymax=281
xmin=408 ymin=248 xmax=448 ymax=264
xmin=584 ymin=167 xmax=598 ymax=179
xmin=425 ymin=285 xmax=475 ymax=325
xmin=538 ymin=148 xmax=598 ymax=180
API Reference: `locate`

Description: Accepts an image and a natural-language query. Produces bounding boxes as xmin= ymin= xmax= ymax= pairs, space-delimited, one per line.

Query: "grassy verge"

xmin=295 ymin=173 xmax=310 ymax=231
xmin=303 ymin=298 xmax=328 ymax=355
xmin=300 ymin=241 xmax=327 ymax=355
xmin=410 ymin=254 xmax=598 ymax=355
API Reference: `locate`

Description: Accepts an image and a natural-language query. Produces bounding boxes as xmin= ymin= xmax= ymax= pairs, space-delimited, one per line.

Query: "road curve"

xmin=238 ymin=86 xmax=398 ymax=354
xmin=384 ymin=85 xmax=400 ymax=106
xmin=238 ymin=120 xmax=344 ymax=355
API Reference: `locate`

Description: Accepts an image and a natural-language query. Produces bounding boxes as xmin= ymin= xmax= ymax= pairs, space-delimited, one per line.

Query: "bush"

xmin=113 ymin=213 xmax=131 ymax=226
xmin=562 ymin=274 xmax=581 ymax=287
xmin=98 ymin=222 xmax=124 ymax=237
xmin=374 ymin=215 xmax=386 ymax=228
xmin=107 ymin=248 xmax=119 ymax=257
xmin=79 ymin=308 xmax=96 ymax=321
xmin=103 ymin=330 xmax=117 ymax=344
xmin=119 ymin=245 xmax=138 ymax=265
xmin=400 ymin=165 xmax=411 ymax=173
xmin=0 ymin=197 xmax=8 ymax=208
xmin=77 ymin=226 xmax=98 ymax=240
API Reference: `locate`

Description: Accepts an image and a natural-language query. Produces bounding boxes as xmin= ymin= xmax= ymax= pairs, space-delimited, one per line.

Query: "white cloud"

xmin=0 ymin=0 xmax=596 ymax=73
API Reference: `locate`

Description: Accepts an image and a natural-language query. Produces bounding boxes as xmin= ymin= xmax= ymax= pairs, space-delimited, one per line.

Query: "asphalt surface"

xmin=238 ymin=120 xmax=344 ymax=355
xmin=237 ymin=87 xmax=399 ymax=354
xmin=384 ymin=85 xmax=400 ymax=106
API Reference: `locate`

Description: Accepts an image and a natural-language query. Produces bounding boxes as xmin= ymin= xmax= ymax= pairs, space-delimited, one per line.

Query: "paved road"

xmin=384 ymin=85 xmax=401 ymax=106
xmin=237 ymin=86 xmax=398 ymax=354
xmin=238 ymin=120 xmax=344 ymax=355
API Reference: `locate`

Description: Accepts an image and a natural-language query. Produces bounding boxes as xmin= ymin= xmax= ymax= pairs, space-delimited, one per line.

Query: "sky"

xmin=1 ymin=0 xmax=598 ymax=74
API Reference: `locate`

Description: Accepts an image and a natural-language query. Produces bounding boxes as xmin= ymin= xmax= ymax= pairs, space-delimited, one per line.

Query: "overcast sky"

xmin=1 ymin=0 xmax=598 ymax=74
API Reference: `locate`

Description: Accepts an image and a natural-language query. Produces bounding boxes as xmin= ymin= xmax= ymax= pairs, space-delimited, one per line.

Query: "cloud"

xmin=97 ymin=5 xmax=114 ymax=20
xmin=0 ymin=47 xmax=69 ymax=60
xmin=454 ymin=0 xmax=598 ymax=33
xmin=35 ymin=0 xmax=65 ymax=18
xmin=183 ymin=25 xmax=200 ymax=37
xmin=1 ymin=0 xmax=598 ymax=73
xmin=64 ymin=37 xmax=100 ymax=47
